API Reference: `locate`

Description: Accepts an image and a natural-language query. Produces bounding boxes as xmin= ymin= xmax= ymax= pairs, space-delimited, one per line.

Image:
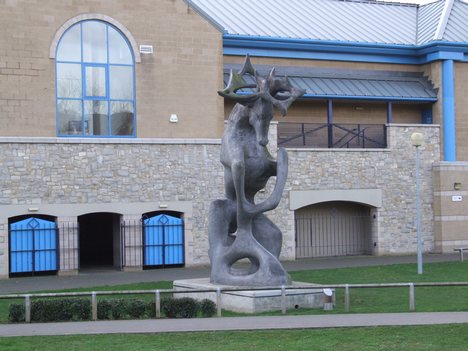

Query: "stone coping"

xmin=0 ymin=137 xmax=222 ymax=145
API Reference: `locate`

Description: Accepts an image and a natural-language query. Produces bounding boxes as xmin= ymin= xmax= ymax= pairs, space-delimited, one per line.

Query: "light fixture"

xmin=169 ymin=114 xmax=178 ymax=123
xmin=411 ymin=132 xmax=424 ymax=147
xmin=454 ymin=182 xmax=462 ymax=191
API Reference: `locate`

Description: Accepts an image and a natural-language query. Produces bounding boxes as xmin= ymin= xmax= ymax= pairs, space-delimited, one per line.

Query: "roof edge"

xmin=183 ymin=0 xmax=226 ymax=33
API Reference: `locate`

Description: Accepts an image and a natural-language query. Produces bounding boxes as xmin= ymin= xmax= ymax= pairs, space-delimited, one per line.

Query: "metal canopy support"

xmin=387 ymin=101 xmax=393 ymax=124
xmin=327 ymin=99 xmax=333 ymax=148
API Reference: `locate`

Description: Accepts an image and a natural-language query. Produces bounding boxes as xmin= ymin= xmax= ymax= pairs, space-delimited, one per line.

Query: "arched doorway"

xmin=295 ymin=201 xmax=373 ymax=258
xmin=78 ymin=212 xmax=122 ymax=270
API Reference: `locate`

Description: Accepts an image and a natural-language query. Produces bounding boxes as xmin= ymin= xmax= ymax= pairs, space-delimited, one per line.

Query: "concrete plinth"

xmin=173 ymin=278 xmax=330 ymax=313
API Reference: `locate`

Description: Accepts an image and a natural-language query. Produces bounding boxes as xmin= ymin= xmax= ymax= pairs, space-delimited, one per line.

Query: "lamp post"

xmin=411 ymin=132 xmax=424 ymax=274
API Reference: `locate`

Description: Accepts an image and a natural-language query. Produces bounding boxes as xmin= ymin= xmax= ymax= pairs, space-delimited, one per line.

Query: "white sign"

xmin=452 ymin=195 xmax=463 ymax=202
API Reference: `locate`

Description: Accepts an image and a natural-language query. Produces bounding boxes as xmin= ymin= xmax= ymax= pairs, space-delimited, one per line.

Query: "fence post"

xmin=345 ymin=284 xmax=350 ymax=312
xmin=91 ymin=292 xmax=97 ymax=321
xmin=216 ymin=288 xmax=222 ymax=317
xmin=155 ymin=290 xmax=161 ymax=319
xmin=25 ymin=295 xmax=31 ymax=323
xmin=281 ymin=285 xmax=286 ymax=314
xmin=409 ymin=283 xmax=415 ymax=311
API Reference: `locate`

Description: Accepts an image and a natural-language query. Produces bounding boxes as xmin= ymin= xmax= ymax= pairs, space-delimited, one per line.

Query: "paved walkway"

xmin=0 ymin=253 xmax=459 ymax=294
xmin=2 ymin=312 xmax=468 ymax=337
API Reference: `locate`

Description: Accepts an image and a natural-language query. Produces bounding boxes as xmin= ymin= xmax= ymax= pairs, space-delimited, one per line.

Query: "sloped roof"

xmin=223 ymin=64 xmax=438 ymax=101
xmin=187 ymin=0 xmax=468 ymax=46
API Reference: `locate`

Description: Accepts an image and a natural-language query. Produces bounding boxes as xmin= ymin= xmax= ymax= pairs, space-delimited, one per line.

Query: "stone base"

xmin=173 ymin=278 xmax=331 ymax=313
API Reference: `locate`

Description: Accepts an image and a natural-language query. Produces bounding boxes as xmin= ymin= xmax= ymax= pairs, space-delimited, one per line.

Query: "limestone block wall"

xmin=281 ymin=124 xmax=440 ymax=256
xmin=0 ymin=124 xmax=440 ymax=278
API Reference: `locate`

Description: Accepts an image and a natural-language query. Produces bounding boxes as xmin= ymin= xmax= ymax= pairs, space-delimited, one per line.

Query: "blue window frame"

xmin=55 ymin=20 xmax=136 ymax=137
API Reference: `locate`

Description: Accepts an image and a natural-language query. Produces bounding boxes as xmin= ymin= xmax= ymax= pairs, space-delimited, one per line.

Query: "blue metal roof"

xmin=187 ymin=0 xmax=468 ymax=46
xmin=223 ymin=64 xmax=438 ymax=101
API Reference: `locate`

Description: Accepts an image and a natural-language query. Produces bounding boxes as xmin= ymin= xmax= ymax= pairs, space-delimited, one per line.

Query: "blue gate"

xmin=9 ymin=217 xmax=58 ymax=274
xmin=143 ymin=214 xmax=184 ymax=267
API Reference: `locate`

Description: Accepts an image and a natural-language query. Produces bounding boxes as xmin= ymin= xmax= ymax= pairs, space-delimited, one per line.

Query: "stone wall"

xmin=0 ymin=123 xmax=440 ymax=277
xmin=281 ymin=124 xmax=440 ymax=256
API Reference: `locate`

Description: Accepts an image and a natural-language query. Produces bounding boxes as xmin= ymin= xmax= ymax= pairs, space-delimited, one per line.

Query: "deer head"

xmin=219 ymin=56 xmax=305 ymax=146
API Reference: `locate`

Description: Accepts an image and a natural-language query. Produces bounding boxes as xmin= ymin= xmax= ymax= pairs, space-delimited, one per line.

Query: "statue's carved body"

xmin=209 ymin=57 xmax=305 ymax=286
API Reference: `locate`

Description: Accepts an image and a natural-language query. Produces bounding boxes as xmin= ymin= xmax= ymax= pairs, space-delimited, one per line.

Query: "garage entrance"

xmin=295 ymin=201 xmax=373 ymax=258
xmin=78 ymin=212 xmax=122 ymax=270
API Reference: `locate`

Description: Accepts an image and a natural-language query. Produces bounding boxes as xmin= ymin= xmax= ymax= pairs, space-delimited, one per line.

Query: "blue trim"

xmin=55 ymin=19 xmax=136 ymax=138
xmin=442 ymin=59 xmax=456 ymax=161
xmin=223 ymin=35 xmax=468 ymax=64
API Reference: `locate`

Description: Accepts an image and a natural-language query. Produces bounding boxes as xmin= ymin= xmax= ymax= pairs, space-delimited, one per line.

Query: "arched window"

xmin=55 ymin=20 xmax=136 ymax=137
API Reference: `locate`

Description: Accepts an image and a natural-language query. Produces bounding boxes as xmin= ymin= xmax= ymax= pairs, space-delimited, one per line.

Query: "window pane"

xmin=110 ymin=101 xmax=134 ymax=136
xmin=57 ymin=63 xmax=82 ymax=98
xmin=57 ymin=99 xmax=82 ymax=135
xmin=110 ymin=66 xmax=133 ymax=100
xmin=83 ymin=21 xmax=107 ymax=63
xmin=84 ymin=100 xmax=108 ymax=136
xmin=56 ymin=24 xmax=81 ymax=62
xmin=109 ymin=27 xmax=132 ymax=64
xmin=85 ymin=66 xmax=106 ymax=97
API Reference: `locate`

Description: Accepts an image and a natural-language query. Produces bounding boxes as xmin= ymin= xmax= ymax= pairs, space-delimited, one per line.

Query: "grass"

xmin=1 ymin=261 xmax=468 ymax=322
xmin=2 ymin=325 xmax=468 ymax=351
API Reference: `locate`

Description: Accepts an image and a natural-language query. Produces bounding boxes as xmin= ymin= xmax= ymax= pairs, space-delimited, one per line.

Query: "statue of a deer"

xmin=209 ymin=56 xmax=305 ymax=286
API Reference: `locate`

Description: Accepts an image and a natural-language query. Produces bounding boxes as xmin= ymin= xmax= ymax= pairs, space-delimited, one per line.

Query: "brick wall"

xmin=0 ymin=0 xmax=224 ymax=138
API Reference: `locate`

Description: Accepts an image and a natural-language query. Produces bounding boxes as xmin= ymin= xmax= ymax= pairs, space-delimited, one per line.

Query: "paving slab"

xmin=2 ymin=312 xmax=468 ymax=337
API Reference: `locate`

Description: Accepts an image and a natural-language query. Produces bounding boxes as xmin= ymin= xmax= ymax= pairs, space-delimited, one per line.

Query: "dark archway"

xmin=78 ymin=212 xmax=121 ymax=269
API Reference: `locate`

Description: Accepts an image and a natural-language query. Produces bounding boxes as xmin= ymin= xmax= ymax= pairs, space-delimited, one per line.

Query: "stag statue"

xmin=209 ymin=56 xmax=305 ymax=286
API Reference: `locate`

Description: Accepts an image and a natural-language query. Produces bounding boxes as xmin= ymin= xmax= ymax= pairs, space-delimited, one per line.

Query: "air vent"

xmin=139 ymin=45 xmax=154 ymax=54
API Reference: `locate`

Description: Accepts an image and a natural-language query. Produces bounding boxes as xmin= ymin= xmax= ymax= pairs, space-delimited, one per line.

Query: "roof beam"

xmin=434 ymin=0 xmax=455 ymax=40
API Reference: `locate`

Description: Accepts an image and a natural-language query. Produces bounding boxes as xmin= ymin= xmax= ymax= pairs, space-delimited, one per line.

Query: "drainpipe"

xmin=442 ymin=59 xmax=456 ymax=161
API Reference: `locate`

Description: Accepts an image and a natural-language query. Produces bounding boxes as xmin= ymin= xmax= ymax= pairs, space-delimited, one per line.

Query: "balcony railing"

xmin=278 ymin=123 xmax=387 ymax=149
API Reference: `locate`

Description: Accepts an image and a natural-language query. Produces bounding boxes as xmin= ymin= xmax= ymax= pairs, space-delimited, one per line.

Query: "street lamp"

xmin=411 ymin=132 xmax=424 ymax=274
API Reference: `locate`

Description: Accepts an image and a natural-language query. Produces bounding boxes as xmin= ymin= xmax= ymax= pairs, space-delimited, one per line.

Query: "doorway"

xmin=78 ymin=212 xmax=121 ymax=270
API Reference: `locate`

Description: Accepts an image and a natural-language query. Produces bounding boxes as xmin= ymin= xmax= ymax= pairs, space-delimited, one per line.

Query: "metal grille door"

xmin=9 ymin=217 xmax=58 ymax=274
xmin=143 ymin=214 xmax=184 ymax=267
xmin=295 ymin=203 xmax=372 ymax=258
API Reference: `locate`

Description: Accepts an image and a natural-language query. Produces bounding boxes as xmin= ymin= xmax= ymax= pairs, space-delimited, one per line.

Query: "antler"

xmin=218 ymin=55 xmax=260 ymax=104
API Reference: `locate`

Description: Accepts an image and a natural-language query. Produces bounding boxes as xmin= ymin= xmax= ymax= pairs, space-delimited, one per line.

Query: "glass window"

xmin=55 ymin=20 xmax=135 ymax=137
xmin=57 ymin=63 xmax=82 ymax=98
xmin=56 ymin=25 xmax=81 ymax=62
xmin=109 ymin=27 xmax=132 ymax=64
xmin=110 ymin=66 xmax=133 ymax=100
xmin=85 ymin=66 xmax=106 ymax=97
xmin=111 ymin=101 xmax=134 ymax=136
xmin=82 ymin=21 xmax=107 ymax=63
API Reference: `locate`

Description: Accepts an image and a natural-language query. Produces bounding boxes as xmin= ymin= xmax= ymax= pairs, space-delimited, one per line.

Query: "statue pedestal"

xmin=173 ymin=278 xmax=331 ymax=313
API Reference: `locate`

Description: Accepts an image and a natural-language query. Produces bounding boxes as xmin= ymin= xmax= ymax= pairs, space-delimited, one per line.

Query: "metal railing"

xmin=2 ymin=282 xmax=468 ymax=323
xmin=278 ymin=122 xmax=387 ymax=149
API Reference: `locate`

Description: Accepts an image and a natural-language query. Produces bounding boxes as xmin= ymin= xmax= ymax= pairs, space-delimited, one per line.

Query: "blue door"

xmin=9 ymin=217 xmax=58 ymax=274
xmin=143 ymin=214 xmax=184 ymax=267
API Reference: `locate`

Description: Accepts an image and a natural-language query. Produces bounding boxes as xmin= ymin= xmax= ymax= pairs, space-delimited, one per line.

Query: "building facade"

xmin=0 ymin=0 xmax=466 ymax=278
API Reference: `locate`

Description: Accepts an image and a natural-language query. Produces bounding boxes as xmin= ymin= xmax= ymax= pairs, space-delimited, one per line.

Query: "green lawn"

xmin=2 ymin=325 xmax=468 ymax=351
xmin=1 ymin=261 xmax=468 ymax=323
